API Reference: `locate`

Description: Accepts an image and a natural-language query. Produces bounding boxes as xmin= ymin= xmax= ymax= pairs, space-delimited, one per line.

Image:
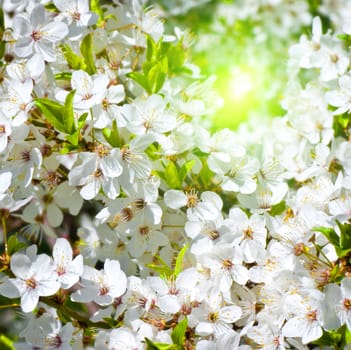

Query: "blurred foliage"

xmin=147 ymin=0 xmax=336 ymax=129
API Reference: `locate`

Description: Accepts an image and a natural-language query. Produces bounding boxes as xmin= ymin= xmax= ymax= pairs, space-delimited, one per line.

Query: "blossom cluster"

xmin=159 ymin=0 xmax=351 ymax=129
xmin=0 ymin=0 xmax=351 ymax=349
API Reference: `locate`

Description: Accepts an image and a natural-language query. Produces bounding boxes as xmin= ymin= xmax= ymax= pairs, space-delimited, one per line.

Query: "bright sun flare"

xmin=229 ymin=68 xmax=254 ymax=99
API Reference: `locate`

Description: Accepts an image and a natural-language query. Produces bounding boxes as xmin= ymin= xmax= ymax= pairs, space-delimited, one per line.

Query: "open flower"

xmin=190 ymin=289 xmax=242 ymax=337
xmin=54 ymin=0 xmax=98 ymax=40
xmin=71 ymin=259 xmax=127 ymax=306
xmin=0 ymin=246 xmax=60 ymax=313
xmin=52 ymin=238 xmax=83 ymax=289
xmin=13 ymin=4 xmax=68 ymax=74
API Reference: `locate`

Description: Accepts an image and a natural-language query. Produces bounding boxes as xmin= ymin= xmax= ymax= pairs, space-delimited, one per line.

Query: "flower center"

xmin=20 ymin=150 xmax=31 ymax=162
xmin=139 ymin=226 xmax=149 ymax=236
xmin=25 ymin=277 xmax=38 ymax=289
xmin=0 ymin=124 xmax=6 ymax=134
xmin=109 ymin=208 xmax=134 ymax=228
xmin=186 ymin=189 xmax=199 ymax=208
xmin=132 ymin=198 xmax=146 ymax=210
xmin=180 ymin=303 xmax=192 ymax=315
xmin=330 ymin=53 xmax=339 ymax=63
xmin=31 ymin=30 xmax=43 ymax=41
xmin=306 ymin=309 xmax=317 ymax=322
xmin=343 ymin=298 xmax=351 ymax=310
xmin=46 ymin=334 xmax=62 ymax=348
xmin=222 ymin=259 xmax=233 ymax=270
xmin=94 ymin=143 xmax=110 ymax=158
xmin=273 ymin=336 xmax=280 ymax=346
xmin=121 ymin=207 xmax=134 ymax=222
xmin=102 ymin=98 xmax=110 ymax=111
xmin=45 ymin=171 xmax=61 ymax=189
xmin=141 ymin=116 xmax=151 ymax=129
xmin=99 ymin=286 xmax=109 ymax=296
xmin=71 ymin=11 xmax=81 ymax=21
xmin=204 ymin=227 xmax=219 ymax=240
xmin=82 ymin=93 xmax=93 ymax=101
xmin=208 ymin=312 xmax=218 ymax=322
xmin=312 ymin=42 xmax=321 ymax=51
xmin=293 ymin=242 xmax=305 ymax=256
xmin=243 ymin=226 xmax=254 ymax=240
xmin=93 ymin=168 xmax=103 ymax=178
xmin=121 ymin=147 xmax=132 ymax=162
xmin=56 ymin=264 xmax=66 ymax=276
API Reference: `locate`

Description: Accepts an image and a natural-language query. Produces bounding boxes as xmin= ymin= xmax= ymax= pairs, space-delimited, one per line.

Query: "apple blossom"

xmin=12 ymin=4 xmax=68 ymax=73
xmin=0 ymin=246 xmax=60 ymax=313
xmin=0 ymin=1 xmax=351 ymax=349
xmin=71 ymin=259 xmax=127 ymax=306
xmin=52 ymin=237 xmax=83 ymax=289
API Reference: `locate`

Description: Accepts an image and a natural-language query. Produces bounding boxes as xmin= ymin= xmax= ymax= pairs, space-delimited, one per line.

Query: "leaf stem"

xmin=2 ymin=214 xmax=8 ymax=257
xmin=41 ymin=296 xmax=111 ymax=330
xmin=0 ymin=303 xmax=20 ymax=309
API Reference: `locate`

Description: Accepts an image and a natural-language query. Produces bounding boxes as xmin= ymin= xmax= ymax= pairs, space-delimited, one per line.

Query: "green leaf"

xmin=63 ymin=90 xmax=77 ymax=134
xmin=61 ymin=44 xmax=85 ymax=70
xmin=0 ymin=335 xmax=15 ymax=350
xmin=54 ymin=72 xmax=72 ymax=81
xmin=145 ymin=143 xmax=162 ymax=161
xmin=147 ymin=56 xmax=168 ymax=94
xmin=269 ymin=201 xmax=286 ymax=216
xmin=145 ymin=338 xmax=179 ymax=350
xmin=102 ymin=316 xmax=119 ymax=328
xmin=0 ymin=41 xmax=5 ymax=61
xmin=338 ymin=114 xmax=350 ymax=129
xmin=145 ymin=264 xmax=173 ymax=278
xmin=164 ymin=161 xmax=181 ymax=189
xmin=65 ymin=112 xmax=88 ymax=146
xmin=146 ymin=34 xmax=158 ymax=61
xmin=171 ymin=318 xmax=188 ymax=348
xmin=90 ymin=0 xmax=105 ymax=24
xmin=167 ymin=42 xmax=186 ymax=74
xmin=146 ymin=255 xmax=173 ymax=277
xmin=102 ymin=120 xmax=121 ymax=147
xmin=179 ymin=160 xmax=195 ymax=186
xmin=329 ymin=263 xmax=344 ymax=284
xmin=57 ymin=308 xmax=72 ymax=324
xmin=0 ymin=8 xmax=4 ymax=33
xmin=312 ymin=329 xmax=338 ymax=346
xmin=45 ymin=3 xmax=59 ymax=12
xmin=126 ymin=71 xmax=151 ymax=93
xmin=128 ymin=34 xmax=169 ymax=94
xmin=198 ymin=160 xmax=214 ymax=188
xmin=0 ymin=8 xmax=5 ymax=59
xmin=314 ymin=226 xmax=340 ymax=248
xmin=343 ymin=326 xmax=351 ymax=347
xmin=77 ymin=112 xmax=88 ymax=128
xmin=316 ymin=222 xmax=351 ymax=258
xmin=7 ymin=234 xmax=26 ymax=255
xmin=333 ymin=113 xmax=351 ymax=138
xmin=173 ymin=245 xmax=188 ymax=277
xmin=80 ymin=33 xmax=96 ymax=75
xmin=34 ymin=98 xmax=66 ymax=133
xmin=153 ymin=170 xmax=166 ymax=182
xmin=337 ymin=221 xmax=351 ymax=250
xmin=312 ymin=325 xmax=351 ymax=348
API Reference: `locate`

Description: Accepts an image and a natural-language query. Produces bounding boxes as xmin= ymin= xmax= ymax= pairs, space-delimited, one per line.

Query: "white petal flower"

xmin=71 ymin=259 xmax=127 ymax=306
xmin=52 ymin=238 xmax=83 ymax=289
xmin=13 ymin=5 xmax=68 ymax=63
xmin=0 ymin=249 xmax=59 ymax=313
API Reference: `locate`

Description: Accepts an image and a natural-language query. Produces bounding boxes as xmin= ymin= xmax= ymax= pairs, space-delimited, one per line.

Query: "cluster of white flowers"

xmin=0 ymin=0 xmax=351 ymax=349
xmin=160 ymin=0 xmax=351 ymax=129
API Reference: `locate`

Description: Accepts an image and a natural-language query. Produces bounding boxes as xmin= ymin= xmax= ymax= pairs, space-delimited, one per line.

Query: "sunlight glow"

xmin=229 ymin=68 xmax=254 ymax=99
